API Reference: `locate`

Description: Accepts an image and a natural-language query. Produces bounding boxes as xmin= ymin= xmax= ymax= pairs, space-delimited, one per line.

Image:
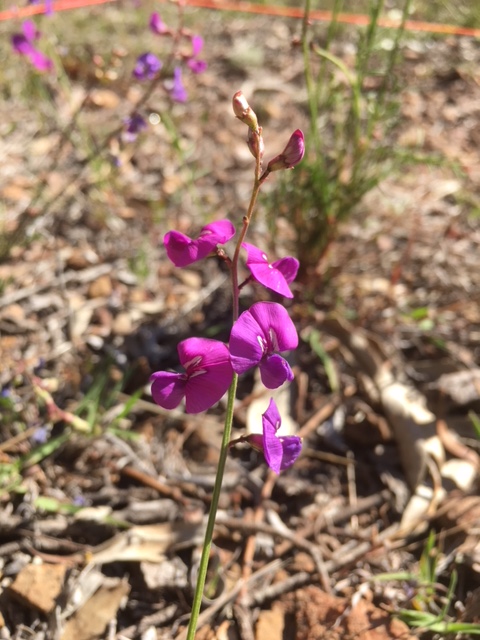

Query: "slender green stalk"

xmin=185 ymin=372 xmax=238 ymax=640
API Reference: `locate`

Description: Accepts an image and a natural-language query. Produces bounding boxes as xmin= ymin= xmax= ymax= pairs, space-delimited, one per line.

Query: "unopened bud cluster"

xmin=232 ymin=91 xmax=305 ymax=173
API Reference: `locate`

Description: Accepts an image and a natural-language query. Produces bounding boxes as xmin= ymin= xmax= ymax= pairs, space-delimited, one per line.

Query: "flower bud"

xmin=232 ymin=90 xmax=259 ymax=131
xmin=247 ymin=127 xmax=264 ymax=161
xmin=267 ymin=129 xmax=305 ymax=172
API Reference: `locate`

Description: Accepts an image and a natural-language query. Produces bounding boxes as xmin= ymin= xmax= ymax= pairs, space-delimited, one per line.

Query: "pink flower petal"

xmin=259 ymin=354 xmax=294 ymax=389
xmin=248 ymin=302 xmax=298 ymax=352
xmin=229 ymin=309 xmax=265 ymax=374
xmin=272 ymin=256 xmax=299 ymax=285
xmin=29 ymin=48 xmax=53 ymax=71
xmin=179 ymin=338 xmax=233 ymax=414
xmin=164 ymin=220 xmax=235 ymax=267
xmin=262 ymin=398 xmax=301 ymax=473
xmin=150 ymin=371 xmax=186 ymax=410
xmin=150 ymin=12 xmax=168 ymax=35
xmin=191 ymin=34 xmax=204 ymax=57
xmin=22 ymin=20 xmax=39 ymax=42
xmin=184 ymin=360 xmax=232 ymax=413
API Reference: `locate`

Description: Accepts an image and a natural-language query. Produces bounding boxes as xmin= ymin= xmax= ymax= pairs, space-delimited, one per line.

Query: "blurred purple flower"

xmin=27 ymin=0 xmax=53 ymax=12
xmin=149 ymin=12 xmax=168 ymax=35
xmin=133 ymin=52 xmax=162 ymax=81
xmin=243 ymin=242 xmax=299 ymax=298
xmin=164 ymin=219 xmax=235 ymax=267
xmin=229 ymin=301 xmax=298 ymax=389
xmin=11 ymin=20 xmax=53 ymax=72
xmin=246 ymin=398 xmax=302 ymax=473
xmin=170 ymin=66 xmax=187 ymax=102
xmin=186 ymin=35 xmax=207 ymax=74
xmin=267 ymin=129 xmax=305 ymax=172
xmin=31 ymin=426 xmax=49 ymax=444
xmin=150 ymin=338 xmax=233 ymax=413
xmin=123 ymin=113 xmax=147 ymax=142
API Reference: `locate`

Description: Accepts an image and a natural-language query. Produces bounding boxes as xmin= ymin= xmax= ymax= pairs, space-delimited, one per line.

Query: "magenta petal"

xmin=187 ymin=59 xmax=207 ymax=74
xmin=229 ymin=310 xmax=265 ymax=374
xmin=150 ymin=371 xmax=186 ymax=410
xmin=260 ymin=354 xmax=294 ymax=389
xmin=164 ymin=220 xmax=234 ymax=267
xmin=248 ymin=302 xmax=298 ymax=352
xmin=177 ymin=337 xmax=230 ymax=369
xmin=164 ymin=230 xmax=200 ymax=267
xmin=184 ymin=361 xmax=232 ymax=413
xmin=243 ymin=242 xmax=293 ymax=297
xmin=170 ymin=66 xmax=187 ymax=103
xmin=178 ymin=338 xmax=233 ymax=414
xmin=150 ymin=12 xmax=168 ymax=34
xmin=199 ymin=220 xmax=235 ymax=244
xmin=191 ymin=34 xmax=204 ymax=57
xmin=262 ymin=398 xmax=283 ymax=473
xmin=272 ymin=256 xmax=299 ymax=285
xmin=279 ymin=436 xmax=302 ymax=470
xmin=12 ymin=34 xmax=31 ymax=55
xmin=29 ymin=48 xmax=53 ymax=71
xmin=261 ymin=398 xmax=302 ymax=473
xmin=22 ymin=20 xmax=39 ymax=42
xmin=250 ymin=263 xmax=293 ymax=297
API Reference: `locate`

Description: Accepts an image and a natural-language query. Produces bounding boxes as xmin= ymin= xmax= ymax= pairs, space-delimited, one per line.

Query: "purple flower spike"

xmin=247 ymin=398 xmax=302 ymax=473
xmin=123 ymin=113 xmax=147 ymax=142
xmin=150 ymin=337 xmax=233 ymax=414
xmin=191 ymin=35 xmax=204 ymax=57
xmin=229 ymin=301 xmax=298 ymax=389
xmin=149 ymin=12 xmax=168 ymax=35
xmin=11 ymin=20 xmax=53 ymax=72
xmin=133 ymin=52 xmax=162 ymax=81
xmin=186 ymin=35 xmax=207 ymax=74
xmin=187 ymin=58 xmax=208 ymax=74
xmin=164 ymin=219 xmax=235 ymax=267
xmin=243 ymin=242 xmax=299 ymax=298
xmin=170 ymin=66 xmax=188 ymax=102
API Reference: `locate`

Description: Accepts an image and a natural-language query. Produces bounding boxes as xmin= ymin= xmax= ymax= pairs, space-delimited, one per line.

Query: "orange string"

xmin=1 ymin=0 xmax=479 ymax=39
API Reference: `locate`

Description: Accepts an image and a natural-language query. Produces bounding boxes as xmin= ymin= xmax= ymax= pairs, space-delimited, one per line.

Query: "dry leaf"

xmin=61 ymin=577 xmax=129 ymax=640
xmin=89 ymin=521 xmax=203 ymax=565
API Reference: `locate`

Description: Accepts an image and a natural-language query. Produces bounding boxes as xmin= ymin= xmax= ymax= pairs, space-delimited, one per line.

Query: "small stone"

xmin=88 ymin=275 xmax=112 ymax=298
xmin=112 ymin=312 xmax=132 ymax=336
xmin=9 ymin=563 xmax=67 ymax=613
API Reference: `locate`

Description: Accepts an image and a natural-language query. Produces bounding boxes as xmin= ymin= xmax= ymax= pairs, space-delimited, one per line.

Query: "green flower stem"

xmin=231 ymin=146 xmax=264 ymax=320
xmin=185 ymin=372 xmax=238 ymax=640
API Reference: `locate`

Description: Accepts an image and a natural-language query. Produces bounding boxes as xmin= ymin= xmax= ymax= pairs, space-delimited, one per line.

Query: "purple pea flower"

xmin=229 ymin=301 xmax=298 ymax=389
xmin=150 ymin=337 xmax=233 ymax=414
xmin=149 ymin=12 xmax=169 ymax=35
xmin=267 ymin=129 xmax=305 ymax=172
xmin=164 ymin=219 xmax=235 ymax=267
xmin=28 ymin=0 xmax=53 ymax=14
xmin=186 ymin=35 xmax=207 ymax=74
xmin=31 ymin=425 xmax=49 ymax=444
xmin=246 ymin=398 xmax=302 ymax=473
xmin=133 ymin=52 xmax=162 ymax=81
xmin=243 ymin=242 xmax=299 ymax=298
xmin=169 ymin=66 xmax=187 ymax=103
xmin=11 ymin=20 xmax=53 ymax=72
xmin=123 ymin=113 xmax=147 ymax=142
